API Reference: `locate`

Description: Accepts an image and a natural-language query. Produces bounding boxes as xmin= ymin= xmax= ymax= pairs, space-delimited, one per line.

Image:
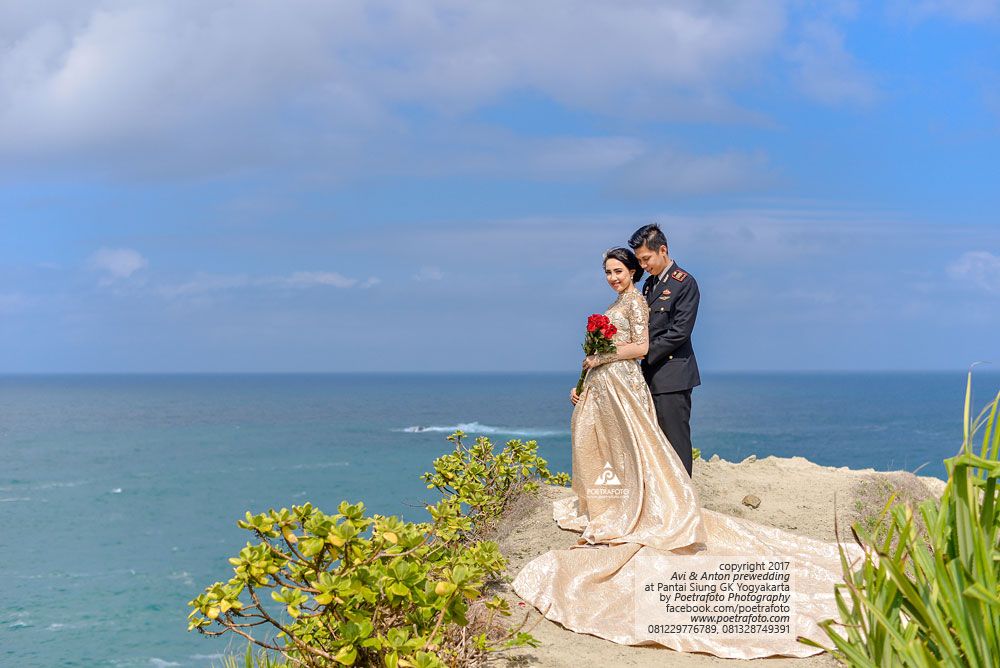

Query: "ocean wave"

xmin=167 ymin=571 xmax=195 ymax=587
xmin=0 ymin=479 xmax=91 ymax=492
xmin=5 ymin=611 xmax=31 ymax=629
xmin=31 ymin=479 xmax=92 ymax=490
xmin=15 ymin=567 xmax=141 ymax=581
xmin=291 ymin=461 xmax=349 ymax=469
xmin=395 ymin=422 xmax=568 ymax=437
xmin=149 ymin=659 xmax=181 ymax=668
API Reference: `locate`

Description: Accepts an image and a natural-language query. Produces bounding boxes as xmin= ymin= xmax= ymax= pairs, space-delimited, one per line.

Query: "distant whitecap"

xmin=33 ymin=480 xmax=90 ymax=490
xmin=394 ymin=421 xmax=568 ymax=437
xmin=149 ymin=660 xmax=181 ymax=668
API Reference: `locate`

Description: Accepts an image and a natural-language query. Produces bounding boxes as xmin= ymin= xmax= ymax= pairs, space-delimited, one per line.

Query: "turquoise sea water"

xmin=3 ymin=371 xmax=999 ymax=667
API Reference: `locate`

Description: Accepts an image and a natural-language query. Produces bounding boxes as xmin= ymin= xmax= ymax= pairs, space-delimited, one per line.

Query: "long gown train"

xmin=511 ymin=285 xmax=864 ymax=659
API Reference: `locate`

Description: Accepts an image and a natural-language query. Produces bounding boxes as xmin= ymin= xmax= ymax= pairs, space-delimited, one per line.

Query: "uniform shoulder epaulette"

xmin=670 ymin=269 xmax=688 ymax=282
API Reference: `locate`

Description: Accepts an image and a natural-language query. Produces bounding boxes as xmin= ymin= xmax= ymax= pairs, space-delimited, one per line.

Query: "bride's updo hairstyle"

xmin=603 ymin=247 xmax=644 ymax=284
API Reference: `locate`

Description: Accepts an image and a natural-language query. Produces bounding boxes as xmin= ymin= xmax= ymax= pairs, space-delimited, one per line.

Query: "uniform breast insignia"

xmin=658 ymin=290 xmax=671 ymax=300
xmin=670 ymin=269 xmax=688 ymax=282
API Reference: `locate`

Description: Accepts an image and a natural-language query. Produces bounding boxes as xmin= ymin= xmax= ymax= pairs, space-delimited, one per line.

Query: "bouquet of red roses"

xmin=575 ymin=314 xmax=617 ymax=396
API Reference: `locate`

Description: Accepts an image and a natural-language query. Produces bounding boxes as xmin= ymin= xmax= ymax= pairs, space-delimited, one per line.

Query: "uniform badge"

xmin=671 ymin=269 xmax=688 ymax=282
xmin=658 ymin=290 xmax=671 ymax=300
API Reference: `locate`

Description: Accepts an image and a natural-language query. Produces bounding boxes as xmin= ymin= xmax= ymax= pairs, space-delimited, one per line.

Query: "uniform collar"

xmin=657 ymin=259 xmax=676 ymax=282
xmin=644 ymin=260 xmax=675 ymax=306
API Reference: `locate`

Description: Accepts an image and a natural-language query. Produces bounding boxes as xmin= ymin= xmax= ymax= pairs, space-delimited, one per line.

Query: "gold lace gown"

xmin=511 ymin=285 xmax=863 ymax=658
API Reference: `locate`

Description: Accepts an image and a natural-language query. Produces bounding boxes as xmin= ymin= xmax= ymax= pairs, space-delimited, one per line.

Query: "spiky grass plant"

xmin=801 ymin=369 xmax=1000 ymax=666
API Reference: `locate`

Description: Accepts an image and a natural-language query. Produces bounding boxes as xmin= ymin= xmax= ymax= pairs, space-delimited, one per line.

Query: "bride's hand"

xmin=570 ymin=387 xmax=581 ymax=405
xmin=582 ymin=355 xmax=599 ymax=370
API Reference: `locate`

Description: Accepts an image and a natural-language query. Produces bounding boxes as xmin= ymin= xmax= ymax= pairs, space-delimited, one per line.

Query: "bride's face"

xmin=604 ymin=258 xmax=632 ymax=293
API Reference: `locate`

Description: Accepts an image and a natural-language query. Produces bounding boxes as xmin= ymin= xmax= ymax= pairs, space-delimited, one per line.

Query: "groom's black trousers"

xmin=651 ymin=389 xmax=693 ymax=478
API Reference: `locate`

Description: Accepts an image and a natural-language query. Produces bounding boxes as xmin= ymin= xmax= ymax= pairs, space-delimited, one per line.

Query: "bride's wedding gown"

xmin=511 ymin=285 xmax=864 ymax=659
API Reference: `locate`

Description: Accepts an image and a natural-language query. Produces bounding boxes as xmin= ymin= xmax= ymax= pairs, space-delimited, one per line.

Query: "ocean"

xmin=2 ymin=371 xmax=998 ymax=667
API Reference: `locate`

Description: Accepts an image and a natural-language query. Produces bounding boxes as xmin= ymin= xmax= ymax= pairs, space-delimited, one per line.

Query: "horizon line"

xmin=0 ymin=368 xmax=996 ymax=376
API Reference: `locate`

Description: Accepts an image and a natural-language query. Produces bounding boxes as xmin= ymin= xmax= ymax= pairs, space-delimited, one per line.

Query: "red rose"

xmin=602 ymin=324 xmax=617 ymax=339
xmin=587 ymin=314 xmax=603 ymax=332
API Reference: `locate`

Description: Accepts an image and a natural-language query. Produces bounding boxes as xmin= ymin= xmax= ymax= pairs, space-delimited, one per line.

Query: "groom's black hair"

xmin=628 ymin=223 xmax=668 ymax=254
xmin=604 ymin=247 xmax=644 ymax=284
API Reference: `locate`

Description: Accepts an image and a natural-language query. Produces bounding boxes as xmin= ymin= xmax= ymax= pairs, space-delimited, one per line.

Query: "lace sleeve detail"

xmin=628 ymin=290 xmax=648 ymax=345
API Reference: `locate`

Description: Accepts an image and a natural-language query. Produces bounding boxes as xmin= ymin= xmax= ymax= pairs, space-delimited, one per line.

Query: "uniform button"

xmin=668 ymin=355 xmax=673 ymax=360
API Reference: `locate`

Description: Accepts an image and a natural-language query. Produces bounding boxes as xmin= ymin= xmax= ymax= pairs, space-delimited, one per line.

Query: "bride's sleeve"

xmin=602 ymin=292 xmax=648 ymax=362
xmin=591 ymin=292 xmax=649 ymax=365
xmin=629 ymin=292 xmax=649 ymax=346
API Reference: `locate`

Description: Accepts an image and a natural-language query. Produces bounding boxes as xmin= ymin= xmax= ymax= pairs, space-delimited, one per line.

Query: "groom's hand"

xmin=570 ymin=387 xmax=581 ymax=405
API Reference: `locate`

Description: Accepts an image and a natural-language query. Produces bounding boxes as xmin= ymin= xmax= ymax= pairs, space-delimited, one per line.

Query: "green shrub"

xmin=803 ymin=371 xmax=1000 ymax=666
xmin=189 ymin=432 xmax=567 ymax=667
xmin=420 ymin=432 xmax=569 ymax=540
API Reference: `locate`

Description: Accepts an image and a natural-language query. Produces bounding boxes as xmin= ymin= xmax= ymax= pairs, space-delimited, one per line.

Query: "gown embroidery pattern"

xmin=510 ymin=285 xmax=865 ymax=659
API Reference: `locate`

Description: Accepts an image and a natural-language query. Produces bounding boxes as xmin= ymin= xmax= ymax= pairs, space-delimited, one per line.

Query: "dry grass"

xmin=848 ymin=471 xmax=940 ymax=559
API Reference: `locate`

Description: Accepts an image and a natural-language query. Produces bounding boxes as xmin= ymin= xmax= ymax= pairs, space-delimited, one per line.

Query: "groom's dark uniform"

xmin=641 ymin=262 xmax=701 ymax=477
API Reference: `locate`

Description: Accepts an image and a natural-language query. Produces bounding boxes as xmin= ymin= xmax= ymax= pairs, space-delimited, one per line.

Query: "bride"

xmin=511 ymin=247 xmax=864 ymax=659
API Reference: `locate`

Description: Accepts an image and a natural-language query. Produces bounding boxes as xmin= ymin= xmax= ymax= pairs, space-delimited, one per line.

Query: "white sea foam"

xmin=5 ymin=611 xmax=31 ymax=628
xmin=32 ymin=479 xmax=91 ymax=490
xmin=395 ymin=422 xmax=568 ymax=437
xmin=149 ymin=659 xmax=181 ymax=667
xmin=0 ymin=496 xmax=31 ymax=502
xmin=167 ymin=571 xmax=195 ymax=586
xmin=291 ymin=461 xmax=349 ymax=469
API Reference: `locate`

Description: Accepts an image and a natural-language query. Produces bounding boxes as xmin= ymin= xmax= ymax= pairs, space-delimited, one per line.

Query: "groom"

xmin=629 ymin=223 xmax=701 ymax=477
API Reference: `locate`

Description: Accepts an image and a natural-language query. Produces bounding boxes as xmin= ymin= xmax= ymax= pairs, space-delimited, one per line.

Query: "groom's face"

xmin=635 ymin=243 xmax=669 ymax=276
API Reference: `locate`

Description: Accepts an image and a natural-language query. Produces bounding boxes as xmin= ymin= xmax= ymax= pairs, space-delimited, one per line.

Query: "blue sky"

xmin=1 ymin=1 xmax=999 ymax=372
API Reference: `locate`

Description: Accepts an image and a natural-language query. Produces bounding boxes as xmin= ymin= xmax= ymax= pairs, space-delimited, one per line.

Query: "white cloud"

xmin=414 ymin=266 xmax=444 ymax=282
xmin=948 ymin=251 xmax=1000 ymax=294
xmin=790 ymin=20 xmax=878 ymax=107
xmin=0 ymin=1 xmax=786 ymax=176
xmin=156 ymin=273 xmax=250 ymax=298
xmin=87 ymin=247 xmax=148 ymax=281
xmin=522 ymin=137 xmax=645 ymax=179
xmin=356 ymin=129 xmax=646 ymax=182
xmin=158 ymin=270 xmax=379 ymax=297
xmin=611 ymin=147 xmax=773 ymax=197
xmin=279 ymin=272 xmax=358 ymax=289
